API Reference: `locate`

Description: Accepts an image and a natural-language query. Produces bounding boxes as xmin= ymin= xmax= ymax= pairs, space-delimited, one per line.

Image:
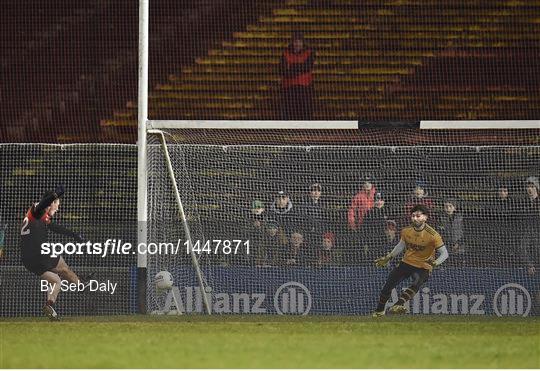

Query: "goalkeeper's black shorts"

xmin=22 ymin=255 xmax=60 ymax=276
xmin=381 ymin=261 xmax=430 ymax=295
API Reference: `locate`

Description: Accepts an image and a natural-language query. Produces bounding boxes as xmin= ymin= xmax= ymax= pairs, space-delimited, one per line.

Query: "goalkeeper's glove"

xmin=427 ymin=257 xmax=440 ymax=269
xmin=375 ymin=254 xmax=392 ymax=268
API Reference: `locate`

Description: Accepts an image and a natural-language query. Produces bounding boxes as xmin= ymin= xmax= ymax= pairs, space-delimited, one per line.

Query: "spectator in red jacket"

xmin=348 ymin=180 xmax=377 ymax=231
xmin=279 ymin=32 xmax=315 ymax=120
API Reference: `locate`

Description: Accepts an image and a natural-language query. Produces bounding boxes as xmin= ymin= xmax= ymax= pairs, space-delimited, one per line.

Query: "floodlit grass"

xmin=1 ymin=315 xmax=538 ymax=368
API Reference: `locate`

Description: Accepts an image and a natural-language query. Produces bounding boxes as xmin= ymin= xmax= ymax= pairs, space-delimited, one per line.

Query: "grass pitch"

xmin=1 ymin=315 xmax=538 ymax=368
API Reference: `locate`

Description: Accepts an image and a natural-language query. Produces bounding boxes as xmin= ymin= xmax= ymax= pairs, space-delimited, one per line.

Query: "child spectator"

xmin=264 ymin=220 xmax=288 ymax=266
xmin=286 ymin=232 xmax=310 ymax=266
xmin=248 ymin=199 xmax=266 ymax=266
xmin=438 ymin=199 xmax=465 ymax=255
xmin=317 ymin=231 xmax=335 ymax=267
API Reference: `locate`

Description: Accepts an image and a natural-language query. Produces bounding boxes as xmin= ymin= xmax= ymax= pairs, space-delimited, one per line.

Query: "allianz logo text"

xmin=157 ymin=282 xmax=531 ymax=316
xmin=160 ymin=281 xmax=312 ymax=315
xmin=390 ymin=283 xmax=531 ymax=316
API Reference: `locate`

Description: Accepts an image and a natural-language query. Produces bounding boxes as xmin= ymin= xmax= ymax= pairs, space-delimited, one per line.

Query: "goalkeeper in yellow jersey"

xmin=373 ymin=204 xmax=449 ymax=316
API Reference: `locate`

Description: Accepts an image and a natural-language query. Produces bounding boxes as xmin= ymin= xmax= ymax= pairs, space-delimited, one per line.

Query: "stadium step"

xmin=153 ymin=83 xmax=533 ymax=94
xmin=140 ymin=103 xmax=540 ymax=114
xmin=167 ymin=74 xmax=402 ymax=83
xmin=246 ymin=24 xmax=540 ymax=32
xmin=155 ymin=82 xmax=401 ymax=92
xmin=208 ymin=49 xmax=437 ymax=57
xmin=231 ymin=31 xmax=540 ymax=41
xmin=259 ymin=16 xmax=540 ymax=25
xmin=193 ymin=57 xmax=423 ymax=67
xmin=269 ymin=8 xmax=540 ymax=16
xmin=181 ymin=66 xmax=413 ymax=76
xmin=146 ymin=92 xmax=540 ymax=103
xmin=221 ymin=39 xmax=538 ymax=49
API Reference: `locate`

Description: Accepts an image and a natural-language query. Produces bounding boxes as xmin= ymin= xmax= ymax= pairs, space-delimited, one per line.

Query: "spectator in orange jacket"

xmin=348 ymin=180 xmax=377 ymax=231
xmin=279 ymin=32 xmax=315 ymax=120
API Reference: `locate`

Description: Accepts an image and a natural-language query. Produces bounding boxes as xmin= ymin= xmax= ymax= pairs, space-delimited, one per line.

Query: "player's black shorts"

xmin=22 ymin=255 xmax=60 ymax=276
xmin=394 ymin=261 xmax=430 ymax=279
xmin=381 ymin=261 xmax=430 ymax=295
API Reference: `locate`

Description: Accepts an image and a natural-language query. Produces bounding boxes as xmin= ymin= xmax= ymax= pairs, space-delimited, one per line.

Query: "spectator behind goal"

xmin=301 ymin=183 xmax=329 ymax=248
xmin=264 ymin=220 xmax=288 ymax=266
xmin=247 ymin=199 xmax=267 ymax=266
xmin=487 ymin=182 xmax=516 ymax=267
xmin=517 ymin=176 xmax=540 ymax=276
xmin=360 ymin=192 xmax=392 ymax=262
xmin=317 ymin=231 xmax=336 ymax=267
xmin=285 ymin=232 xmax=311 ymax=266
xmin=268 ymin=190 xmax=298 ymax=238
xmin=403 ymin=180 xmax=436 ymax=227
xmin=438 ymin=199 xmax=465 ymax=265
xmin=348 ymin=179 xmax=377 ymax=231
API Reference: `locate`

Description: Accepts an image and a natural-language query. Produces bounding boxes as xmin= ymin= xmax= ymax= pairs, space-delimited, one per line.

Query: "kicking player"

xmin=372 ymin=204 xmax=448 ymax=316
xmin=21 ymin=185 xmax=86 ymax=320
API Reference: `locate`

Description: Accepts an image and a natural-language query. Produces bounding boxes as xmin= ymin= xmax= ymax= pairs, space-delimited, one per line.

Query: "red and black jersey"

xmin=20 ymin=204 xmax=81 ymax=263
xmin=21 ymin=205 xmax=52 ymax=261
xmin=280 ymin=47 xmax=315 ymax=88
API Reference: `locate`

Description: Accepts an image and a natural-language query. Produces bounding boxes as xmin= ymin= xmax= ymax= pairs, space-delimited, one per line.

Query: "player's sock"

xmin=396 ymin=288 xmax=416 ymax=306
xmin=375 ymin=295 xmax=389 ymax=312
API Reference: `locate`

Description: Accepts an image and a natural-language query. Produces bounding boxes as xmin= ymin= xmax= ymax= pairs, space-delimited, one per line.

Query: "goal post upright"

xmin=137 ymin=0 xmax=149 ymax=314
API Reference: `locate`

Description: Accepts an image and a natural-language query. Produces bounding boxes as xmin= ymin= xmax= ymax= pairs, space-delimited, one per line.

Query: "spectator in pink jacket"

xmin=348 ymin=180 xmax=377 ymax=230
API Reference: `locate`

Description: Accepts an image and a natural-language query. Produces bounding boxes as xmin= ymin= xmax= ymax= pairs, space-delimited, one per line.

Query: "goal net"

xmin=145 ymin=122 xmax=540 ymax=316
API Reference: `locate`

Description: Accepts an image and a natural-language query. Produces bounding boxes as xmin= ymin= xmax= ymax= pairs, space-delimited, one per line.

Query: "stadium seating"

xmin=3 ymin=1 xmax=271 ymax=143
xmin=100 ymin=0 xmax=540 ymax=141
xmin=3 ymin=0 xmax=539 ymax=142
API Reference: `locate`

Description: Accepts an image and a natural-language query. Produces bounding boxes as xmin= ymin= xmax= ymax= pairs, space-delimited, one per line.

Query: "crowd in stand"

xmin=242 ymin=176 xmax=540 ymax=272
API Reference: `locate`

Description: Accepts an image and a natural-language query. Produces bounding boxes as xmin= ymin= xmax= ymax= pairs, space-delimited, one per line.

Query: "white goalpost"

xmin=136 ymin=0 xmax=149 ymax=314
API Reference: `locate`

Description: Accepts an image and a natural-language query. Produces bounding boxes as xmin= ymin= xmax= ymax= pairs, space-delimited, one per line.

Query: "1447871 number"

xmin=184 ymin=240 xmax=250 ymax=255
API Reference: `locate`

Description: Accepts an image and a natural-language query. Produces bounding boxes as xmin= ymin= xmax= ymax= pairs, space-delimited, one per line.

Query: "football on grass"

xmin=155 ymin=271 xmax=173 ymax=290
